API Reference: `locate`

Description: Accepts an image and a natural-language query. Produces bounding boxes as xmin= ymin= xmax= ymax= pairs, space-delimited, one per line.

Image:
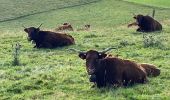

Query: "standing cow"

xmin=23 ymin=24 xmax=75 ymax=48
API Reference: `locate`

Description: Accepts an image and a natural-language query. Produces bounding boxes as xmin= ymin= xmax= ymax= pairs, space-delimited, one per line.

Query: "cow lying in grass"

xmin=70 ymin=48 xmax=160 ymax=88
xmin=55 ymin=23 xmax=74 ymax=31
xmin=23 ymin=24 xmax=75 ymax=48
xmin=128 ymin=10 xmax=162 ymax=32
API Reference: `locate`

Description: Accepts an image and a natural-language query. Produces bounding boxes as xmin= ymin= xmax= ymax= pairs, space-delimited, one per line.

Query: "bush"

xmin=142 ymin=33 xmax=164 ymax=48
xmin=12 ymin=43 xmax=21 ymax=66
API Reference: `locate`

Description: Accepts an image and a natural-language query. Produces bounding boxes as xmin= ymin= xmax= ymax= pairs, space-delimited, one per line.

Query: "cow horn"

xmin=100 ymin=47 xmax=117 ymax=53
xmin=68 ymin=48 xmax=84 ymax=53
xmin=22 ymin=25 xmax=26 ymax=28
xmin=37 ymin=23 xmax=43 ymax=28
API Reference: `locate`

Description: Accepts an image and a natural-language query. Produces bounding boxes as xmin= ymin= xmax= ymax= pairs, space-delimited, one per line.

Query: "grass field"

xmin=124 ymin=0 xmax=170 ymax=8
xmin=0 ymin=0 xmax=170 ymax=99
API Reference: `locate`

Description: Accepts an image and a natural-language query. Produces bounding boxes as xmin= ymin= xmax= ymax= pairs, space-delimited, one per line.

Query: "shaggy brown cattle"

xmin=100 ymin=54 xmax=160 ymax=77
xmin=128 ymin=10 xmax=162 ymax=32
xmin=55 ymin=23 xmax=74 ymax=31
xmin=23 ymin=25 xmax=75 ymax=48
xmin=140 ymin=63 xmax=160 ymax=77
xmin=70 ymin=48 xmax=147 ymax=88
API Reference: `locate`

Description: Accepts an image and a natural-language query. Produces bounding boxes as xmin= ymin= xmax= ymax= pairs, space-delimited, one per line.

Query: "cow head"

xmin=85 ymin=24 xmax=90 ymax=28
xmin=133 ymin=14 xmax=144 ymax=25
xmin=23 ymin=24 xmax=42 ymax=41
xmin=79 ymin=50 xmax=107 ymax=75
xmin=69 ymin=47 xmax=116 ymax=75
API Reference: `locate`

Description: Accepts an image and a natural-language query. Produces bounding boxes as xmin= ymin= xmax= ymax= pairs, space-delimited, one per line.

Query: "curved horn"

xmin=68 ymin=48 xmax=84 ymax=53
xmin=37 ymin=23 xmax=43 ymax=28
xmin=22 ymin=25 xmax=26 ymax=28
xmin=100 ymin=47 xmax=117 ymax=53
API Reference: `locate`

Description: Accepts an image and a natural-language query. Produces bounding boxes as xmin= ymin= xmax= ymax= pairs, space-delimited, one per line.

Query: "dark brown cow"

xmin=70 ymin=48 xmax=147 ymax=88
xmin=55 ymin=23 xmax=74 ymax=31
xmin=23 ymin=25 xmax=75 ymax=48
xmin=128 ymin=10 xmax=162 ymax=32
xmin=140 ymin=63 xmax=160 ymax=77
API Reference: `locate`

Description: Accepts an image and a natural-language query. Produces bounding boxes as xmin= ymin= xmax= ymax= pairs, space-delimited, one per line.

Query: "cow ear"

xmin=79 ymin=53 xmax=86 ymax=60
xmin=35 ymin=28 xmax=40 ymax=33
xmin=37 ymin=28 xmax=40 ymax=31
xmin=99 ymin=53 xmax=107 ymax=59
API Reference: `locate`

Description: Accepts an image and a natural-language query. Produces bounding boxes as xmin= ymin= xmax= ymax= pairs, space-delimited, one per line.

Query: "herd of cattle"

xmin=23 ymin=11 xmax=162 ymax=88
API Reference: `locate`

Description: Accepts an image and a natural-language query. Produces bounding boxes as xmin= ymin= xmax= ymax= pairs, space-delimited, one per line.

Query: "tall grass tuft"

xmin=142 ymin=33 xmax=164 ymax=48
xmin=12 ymin=43 xmax=21 ymax=66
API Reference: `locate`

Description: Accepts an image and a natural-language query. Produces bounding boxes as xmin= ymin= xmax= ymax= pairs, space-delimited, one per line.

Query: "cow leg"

xmin=34 ymin=43 xmax=41 ymax=48
xmin=43 ymin=42 xmax=53 ymax=48
xmin=128 ymin=22 xmax=138 ymax=27
xmin=96 ymin=71 xmax=106 ymax=88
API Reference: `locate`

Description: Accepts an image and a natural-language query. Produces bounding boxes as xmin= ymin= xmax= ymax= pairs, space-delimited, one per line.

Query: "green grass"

xmin=0 ymin=0 xmax=98 ymax=22
xmin=124 ymin=0 xmax=170 ymax=8
xmin=0 ymin=0 xmax=170 ymax=99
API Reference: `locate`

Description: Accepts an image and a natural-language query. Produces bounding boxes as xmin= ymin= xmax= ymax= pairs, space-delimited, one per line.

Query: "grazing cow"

xmin=23 ymin=24 xmax=75 ymax=48
xmin=55 ymin=23 xmax=74 ymax=31
xmin=140 ymin=63 xmax=160 ymax=77
xmin=70 ymin=48 xmax=147 ymax=88
xmin=128 ymin=10 xmax=162 ymax=32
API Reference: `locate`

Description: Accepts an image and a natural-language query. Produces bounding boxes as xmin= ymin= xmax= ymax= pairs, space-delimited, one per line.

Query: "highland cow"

xmin=23 ymin=24 xmax=75 ymax=48
xmin=128 ymin=10 xmax=162 ymax=32
xmin=70 ymin=48 xmax=147 ymax=88
xmin=55 ymin=23 xmax=74 ymax=31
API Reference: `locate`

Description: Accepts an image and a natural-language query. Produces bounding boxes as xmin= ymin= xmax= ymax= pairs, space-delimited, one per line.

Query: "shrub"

xmin=12 ymin=43 xmax=21 ymax=66
xmin=142 ymin=33 xmax=164 ymax=48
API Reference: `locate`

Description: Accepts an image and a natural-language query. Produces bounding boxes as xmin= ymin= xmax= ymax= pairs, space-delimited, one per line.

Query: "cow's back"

xmin=42 ymin=31 xmax=75 ymax=47
xmin=103 ymin=57 xmax=147 ymax=85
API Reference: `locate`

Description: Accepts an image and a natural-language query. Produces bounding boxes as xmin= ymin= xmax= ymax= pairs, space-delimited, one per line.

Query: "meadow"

xmin=124 ymin=0 xmax=170 ymax=9
xmin=0 ymin=0 xmax=170 ymax=99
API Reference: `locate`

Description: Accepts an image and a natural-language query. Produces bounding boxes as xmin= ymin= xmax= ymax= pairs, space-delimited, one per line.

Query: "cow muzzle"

xmin=89 ymin=74 xmax=96 ymax=82
xmin=88 ymin=69 xmax=95 ymax=75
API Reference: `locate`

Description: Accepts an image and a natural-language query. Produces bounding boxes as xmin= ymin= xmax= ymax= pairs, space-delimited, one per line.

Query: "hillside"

xmin=0 ymin=0 xmax=170 ymax=99
xmin=124 ymin=0 xmax=170 ymax=8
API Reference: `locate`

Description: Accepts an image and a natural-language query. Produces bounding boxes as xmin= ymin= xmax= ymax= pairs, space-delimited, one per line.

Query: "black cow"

xmin=23 ymin=24 xmax=75 ymax=48
xmin=128 ymin=10 xmax=162 ymax=32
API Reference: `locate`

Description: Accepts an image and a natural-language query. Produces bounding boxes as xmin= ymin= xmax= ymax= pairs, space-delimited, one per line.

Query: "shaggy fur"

xmin=128 ymin=14 xmax=162 ymax=32
xmin=24 ymin=27 xmax=75 ymax=48
xmin=79 ymin=50 xmax=147 ymax=88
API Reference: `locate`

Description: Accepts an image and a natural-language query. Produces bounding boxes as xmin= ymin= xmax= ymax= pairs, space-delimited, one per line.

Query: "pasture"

xmin=124 ymin=0 xmax=170 ymax=8
xmin=0 ymin=0 xmax=170 ymax=99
